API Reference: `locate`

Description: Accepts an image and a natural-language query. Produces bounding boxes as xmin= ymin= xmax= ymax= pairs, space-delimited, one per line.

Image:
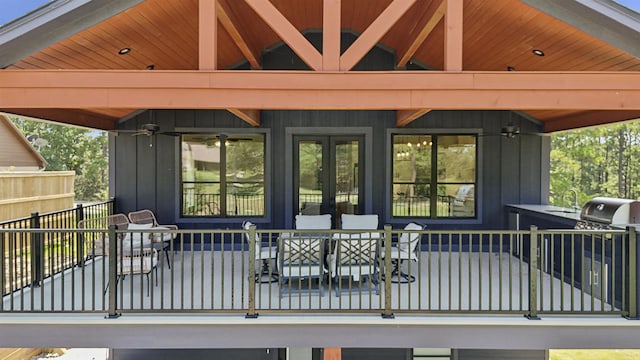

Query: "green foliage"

xmin=550 ymin=349 xmax=640 ymax=360
xmin=10 ymin=116 xmax=108 ymax=201
xmin=550 ymin=121 xmax=640 ymax=206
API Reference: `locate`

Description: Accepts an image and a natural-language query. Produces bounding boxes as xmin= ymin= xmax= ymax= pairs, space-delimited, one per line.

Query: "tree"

xmin=10 ymin=117 xmax=108 ymax=201
xmin=550 ymin=120 xmax=640 ymax=206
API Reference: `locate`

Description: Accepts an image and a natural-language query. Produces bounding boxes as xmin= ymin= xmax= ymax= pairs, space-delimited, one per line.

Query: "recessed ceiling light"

xmin=507 ymin=66 xmax=516 ymax=71
xmin=146 ymin=64 xmax=155 ymax=70
xmin=532 ymin=49 xmax=545 ymax=56
xmin=118 ymin=47 xmax=131 ymax=55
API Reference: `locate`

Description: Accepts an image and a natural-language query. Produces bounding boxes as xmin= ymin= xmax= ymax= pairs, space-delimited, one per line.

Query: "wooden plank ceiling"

xmin=2 ymin=0 xmax=640 ymax=130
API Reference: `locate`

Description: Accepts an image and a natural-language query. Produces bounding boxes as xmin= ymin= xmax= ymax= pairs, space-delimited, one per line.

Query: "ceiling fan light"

xmin=501 ymin=125 xmax=520 ymax=138
xmin=141 ymin=123 xmax=160 ymax=133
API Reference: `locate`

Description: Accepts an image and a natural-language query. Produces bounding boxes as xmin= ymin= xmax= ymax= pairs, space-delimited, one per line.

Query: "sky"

xmin=0 ymin=0 xmax=639 ymax=27
xmin=0 ymin=0 xmax=51 ymax=26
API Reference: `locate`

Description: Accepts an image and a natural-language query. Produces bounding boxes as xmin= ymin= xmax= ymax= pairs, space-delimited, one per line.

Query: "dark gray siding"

xmin=111 ymin=32 xmax=548 ymax=231
xmin=454 ymin=349 xmax=548 ymax=360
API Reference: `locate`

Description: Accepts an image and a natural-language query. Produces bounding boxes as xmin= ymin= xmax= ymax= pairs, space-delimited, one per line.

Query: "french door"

xmin=293 ymin=135 xmax=364 ymax=228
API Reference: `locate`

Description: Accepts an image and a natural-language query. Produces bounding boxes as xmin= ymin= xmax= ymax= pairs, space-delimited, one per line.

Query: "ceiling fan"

xmin=478 ymin=125 xmax=549 ymax=138
xmin=111 ymin=123 xmax=179 ymax=147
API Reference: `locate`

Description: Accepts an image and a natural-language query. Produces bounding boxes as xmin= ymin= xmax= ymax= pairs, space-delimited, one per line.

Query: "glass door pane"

xmin=334 ymin=139 xmax=360 ymax=228
xmin=294 ymin=136 xmax=363 ymax=228
xmin=297 ymin=140 xmax=326 ymax=215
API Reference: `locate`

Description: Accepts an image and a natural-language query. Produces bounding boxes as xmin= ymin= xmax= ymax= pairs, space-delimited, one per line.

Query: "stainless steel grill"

xmin=575 ymin=197 xmax=640 ymax=229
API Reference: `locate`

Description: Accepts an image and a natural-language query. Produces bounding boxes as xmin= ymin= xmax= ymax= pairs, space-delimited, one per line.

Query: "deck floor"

xmin=2 ymin=250 xmax=614 ymax=315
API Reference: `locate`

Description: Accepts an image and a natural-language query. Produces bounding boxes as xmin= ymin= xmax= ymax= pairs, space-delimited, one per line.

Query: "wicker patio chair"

xmin=127 ymin=209 xmax=177 ymax=268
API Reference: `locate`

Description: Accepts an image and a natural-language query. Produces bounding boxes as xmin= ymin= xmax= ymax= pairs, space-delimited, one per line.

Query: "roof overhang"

xmin=0 ymin=0 xmax=144 ymax=68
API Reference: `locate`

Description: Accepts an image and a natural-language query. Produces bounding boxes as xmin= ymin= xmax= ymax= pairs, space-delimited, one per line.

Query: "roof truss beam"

xmin=444 ymin=0 xmax=463 ymax=71
xmin=396 ymin=109 xmax=432 ymax=127
xmin=323 ymin=0 xmax=341 ymax=71
xmin=244 ymin=0 xmax=323 ymax=71
xmin=217 ymin=0 xmax=260 ymax=69
xmin=397 ymin=0 xmax=445 ymax=68
xmin=199 ymin=0 xmax=217 ymax=70
xmin=227 ymin=109 xmax=260 ymax=126
xmin=339 ymin=0 xmax=415 ymax=71
xmin=2 ymin=70 xmax=640 ymax=111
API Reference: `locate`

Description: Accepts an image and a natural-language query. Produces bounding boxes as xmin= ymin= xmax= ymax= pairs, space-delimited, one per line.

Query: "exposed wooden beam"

xmin=198 ymin=0 xmax=217 ymax=70
xmin=1 ymin=108 xmax=118 ymax=130
xmin=397 ymin=0 xmax=445 ymax=68
xmin=323 ymin=0 xmax=341 ymax=71
xmin=544 ymin=110 xmax=640 ymax=132
xmin=324 ymin=348 xmax=341 ymax=360
xmin=226 ymin=109 xmax=261 ymax=126
xmin=244 ymin=0 xmax=322 ymax=71
xmin=340 ymin=0 xmax=415 ymax=71
xmin=217 ymin=0 xmax=260 ymax=69
xmin=2 ymin=70 xmax=640 ymax=111
xmin=396 ymin=109 xmax=431 ymax=127
xmin=444 ymin=0 xmax=463 ymax=71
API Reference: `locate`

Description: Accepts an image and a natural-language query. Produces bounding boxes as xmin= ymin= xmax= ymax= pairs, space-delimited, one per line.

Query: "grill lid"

xmin=580 ymin=197 xmax=640 ymax=225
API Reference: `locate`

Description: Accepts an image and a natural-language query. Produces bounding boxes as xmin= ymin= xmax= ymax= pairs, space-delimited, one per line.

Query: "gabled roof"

xmin=0 ymin=0 xmax=639 ymax=132
xmin=0 ymin=114 xmax=47 ymax=170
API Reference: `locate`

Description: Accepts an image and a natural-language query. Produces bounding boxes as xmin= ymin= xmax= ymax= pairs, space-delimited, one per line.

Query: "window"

xmin=392 ymin=134 xmax=476 ymax=218
xmin=181 ymin=134 xmax=265 ymax=217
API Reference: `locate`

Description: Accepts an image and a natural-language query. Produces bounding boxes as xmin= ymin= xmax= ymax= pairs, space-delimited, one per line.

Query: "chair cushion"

xmin=295 ymin=214 xmax=332 ymax=230
xmin=127 ymin=223 xmax=154 ymax=230
xmin=398 ymin=222 xmax=424 ymax=253
xmin=149 ymin=226 xmax=176 ymax=241
xmin=122 ymin=222 xmax=154 ymax=250
xmin=341 ymin=214 xmax=378 ymax=230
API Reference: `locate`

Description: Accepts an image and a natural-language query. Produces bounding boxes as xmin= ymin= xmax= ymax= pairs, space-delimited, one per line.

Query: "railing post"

xmin=246 ymin=225 xmax=258 ymax=318
xmin=0 ymin=229 xmax=5 ymax=304
xmin=29 ymin=212 xmax=43 ymax=287
xmin=526 ymin=225 xmax=540 ymax=320
xmin=382 ymin=225 xmax=394 ymax=318
xmin=106 ymin=225 xmax=120 ymax=318
xmin=626 ymin=226 xmax=637 ymax=319
xmin=75 ymin=203 xmax=85 ymax=266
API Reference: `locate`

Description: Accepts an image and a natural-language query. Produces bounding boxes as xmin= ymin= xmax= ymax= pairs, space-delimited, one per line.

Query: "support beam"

xmin=444 ymin=0 xmax=463 ymax=71
xmin=226 ymin=109 xmax=261 ymax=126
xmin=397 ymin=0 xmax=445 ymax=68
xmin=396 ymin=109 xmax=431 ymax=127
xmin=323 ymin=0 xmax=341 ymax=71
xmin=217 ymin=0 xmax=260 ymax=69
xmin=324 ymin=348 xmax=341 ymax=360
xmin=340 ymin=0 xmax=415 ymax=71
xmin=198 ymin=0 xmax=217 ymax=70
xmin=2 ymin=70 xmax=640 ymax=111
xmin=244 ymin=0 xmax=322 ymax=71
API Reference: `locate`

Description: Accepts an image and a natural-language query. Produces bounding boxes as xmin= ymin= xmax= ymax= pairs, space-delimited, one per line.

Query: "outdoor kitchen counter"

xmin=506 ymin=204 xmax=581 ymax=229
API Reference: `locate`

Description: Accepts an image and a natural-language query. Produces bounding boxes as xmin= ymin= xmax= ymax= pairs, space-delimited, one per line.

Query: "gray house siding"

xmin=111 ymin=107 xmax=546 ymax=231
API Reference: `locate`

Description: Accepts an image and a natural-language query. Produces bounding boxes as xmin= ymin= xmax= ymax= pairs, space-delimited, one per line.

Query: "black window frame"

xmin=180 ymin=132 xmax=267 ymax=218
xmin=390 ymin=133 xmax=478 ymax=219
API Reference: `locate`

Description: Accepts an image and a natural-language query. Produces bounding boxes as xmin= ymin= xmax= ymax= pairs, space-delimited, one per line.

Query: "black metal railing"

xmin=1 ymin=225 xmax=636 ymax=319
xmin=392 ymin=195 xmax=453 ymax=217
xmin=0 ymin=200 xmax=114 ymax=295
xmin=182 ymin=192 xmax=264 ymax=216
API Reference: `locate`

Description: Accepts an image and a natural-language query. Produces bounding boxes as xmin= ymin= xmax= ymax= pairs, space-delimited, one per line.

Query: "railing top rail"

xmin=0 ymin=199 xmax=114 ymax=227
